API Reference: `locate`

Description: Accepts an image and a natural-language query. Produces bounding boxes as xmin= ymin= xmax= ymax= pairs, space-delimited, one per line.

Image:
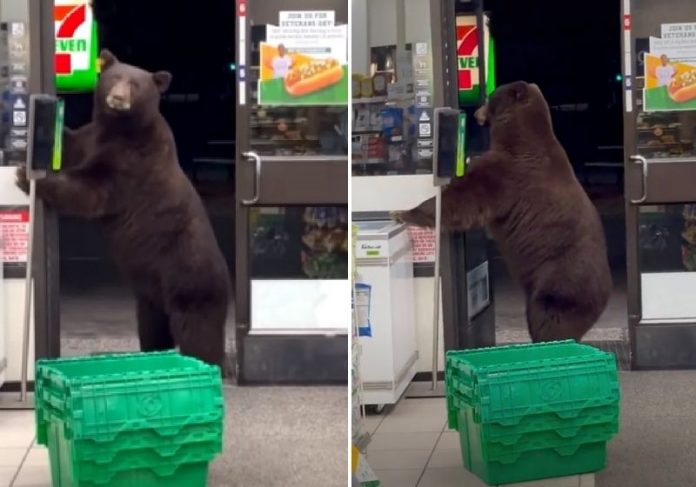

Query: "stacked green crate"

xmin=445 ymin=340 xmax=620 ymax=486
xmin=35 ymin=351 xmax=224 ymax=487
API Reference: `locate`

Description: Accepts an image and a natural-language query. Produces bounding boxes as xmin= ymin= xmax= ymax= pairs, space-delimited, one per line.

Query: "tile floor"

xmin=362 ymin=397 xmax=594 ymax=487
xmin=0 ymin=411 xmax=50 ymax=487
xmin=362 ymin=396 xmax=476 ymax=487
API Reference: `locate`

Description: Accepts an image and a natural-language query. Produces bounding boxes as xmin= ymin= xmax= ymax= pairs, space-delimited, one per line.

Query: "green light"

xmin=615 ymin=74 xmax=623 ymax=82
xmin=229 ymin=63 xmax=236 ymax=71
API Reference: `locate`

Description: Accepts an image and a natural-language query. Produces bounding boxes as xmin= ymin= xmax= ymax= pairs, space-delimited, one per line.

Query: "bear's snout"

xmin=106 ymin=80 xmax=132 ymax=112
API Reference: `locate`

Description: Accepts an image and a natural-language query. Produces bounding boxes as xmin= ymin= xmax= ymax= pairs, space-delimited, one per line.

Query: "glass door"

xmin=623 ymin=0 xmax=696 ymax=368
xmin=235 ymin=0 xmax=349 ymax=383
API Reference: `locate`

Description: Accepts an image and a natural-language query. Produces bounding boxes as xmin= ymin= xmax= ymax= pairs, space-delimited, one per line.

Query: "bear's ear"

xmin=511 ymin=81 xmax=529 ymax=101
xmin=153 ymin=71 xmax=172 ymax=93
xmin=99 ymin=49 xmax=117 ymax=70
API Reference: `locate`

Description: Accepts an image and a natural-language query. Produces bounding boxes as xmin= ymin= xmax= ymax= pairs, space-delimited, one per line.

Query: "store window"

xmin=249 ymin=205 xmax=349 ymax=332
xmin=639 ymin=204 xmax=696 ymax=320
xmin=351 ymin=0 xmax=433 ymax=177
xmin=249 ymin=206 xmax=348 ymax=280
xmin=633 ymin=4 xmax=696 ymax=160
xmin=249 ymin=25 xmax=348 ymax=157
xmin=636 ymin=111 xmax=696 ymax=159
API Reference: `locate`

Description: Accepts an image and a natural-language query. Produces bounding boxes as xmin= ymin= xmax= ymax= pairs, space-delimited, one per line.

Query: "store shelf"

xmin=251 ymin=138 xmax=319 ymax=146
xmin=352 ymin=95 xmax=413 ymax=105
xmin=352 ymin=158 xmax=385 ymax=165
xmin=250 ymin=120 xmax=308 ymax=128
xmin=352 ymin=96 xmax=389 ymax=104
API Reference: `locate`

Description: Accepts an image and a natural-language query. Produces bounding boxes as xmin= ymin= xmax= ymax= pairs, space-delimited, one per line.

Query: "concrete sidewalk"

xmin=0 ymin=385 xmax=347 ymax=487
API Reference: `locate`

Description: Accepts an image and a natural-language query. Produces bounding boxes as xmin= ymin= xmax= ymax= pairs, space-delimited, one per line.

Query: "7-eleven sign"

xmin=456 ymin=15 xmax=496 ymax=106
xmin=54 ymin=0 xmax=99 ymax=93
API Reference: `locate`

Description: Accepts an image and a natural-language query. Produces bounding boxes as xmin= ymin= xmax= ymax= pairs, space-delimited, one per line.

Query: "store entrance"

xmin=622 ymin=0 xmax=696 ymax=369
xmin=235 ymin=0 xmax=349 ymax=383
xmin=477 ymin=0 xmax=630 ymax=366
xmin=57 ymin=0 xmax=237 ymax=364
xmin=0 ymin=0 xmax=241 ymax=392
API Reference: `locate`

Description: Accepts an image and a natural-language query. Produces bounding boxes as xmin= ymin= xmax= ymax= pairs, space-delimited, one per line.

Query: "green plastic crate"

xmin=459 ymin=415 xmax=607 ymax=485
xmin=35 ymin=351 xmax=224 ymax=487
xmin=456 ymin=406 xmax=617 ymax=459
xmin=446 ymin=340 xmax=620 ymax=430
xmin=445 ymin=341 xmax=620 ymax=485
xmin=449 ymin=396 xmax=619 ymax=445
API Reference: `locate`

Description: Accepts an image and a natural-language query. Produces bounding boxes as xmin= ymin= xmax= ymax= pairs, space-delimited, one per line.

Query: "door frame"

xmin=234 ymin=0 xmax=349 ymax=384
xmin=33 ymin=0 xmax=61 ymax=365
xmin=622 ymin=0 xmax=696 ymax=369
xmin=437 ymin=0 xmax=496 ymax=356
xmin=1 ymin=0 xmax=61 ymax=392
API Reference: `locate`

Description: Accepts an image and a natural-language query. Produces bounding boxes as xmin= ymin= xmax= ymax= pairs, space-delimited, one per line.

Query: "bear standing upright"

xmin=395 ymin=81 xmax=612 ymax=342
xmin=16 ymin=50 xmax=230 ymax=368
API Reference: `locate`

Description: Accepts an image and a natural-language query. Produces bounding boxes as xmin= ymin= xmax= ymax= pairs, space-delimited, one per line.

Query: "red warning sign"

xmin=0 ymin=207 xmax=29 ymax=265
xmin=407 ymin=226 xmax=436 ymax=263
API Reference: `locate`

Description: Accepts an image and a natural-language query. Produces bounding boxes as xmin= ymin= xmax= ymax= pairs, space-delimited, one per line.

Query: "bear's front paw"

xmin=395 ymin=208 xmax=435 ymax=229
xmin=390 ymin=210 xmax=404 ymax=223
xmin=15 ymin=165 xmax=29 ymax=195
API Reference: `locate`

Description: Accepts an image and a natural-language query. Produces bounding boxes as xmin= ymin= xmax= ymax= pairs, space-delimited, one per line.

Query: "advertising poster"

xmin=456 ymin=15 xmax=496 ymax=106
xmin=408 ymin=226 xmax=436 ymax=263
xmin=55 ymin=0 xmax=99 ymax=93
xmin=259 ymin=11 xmax=348 ymax=106
xmin=643 ymin=23 xmax=696 ymax=112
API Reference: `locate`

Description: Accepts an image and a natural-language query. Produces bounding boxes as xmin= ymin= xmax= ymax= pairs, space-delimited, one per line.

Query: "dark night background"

xmin=485 ymin=0 xmax=623 ymax=167
xmin=59 ymin=0 xmax=625 ymax=288
xmin=80 ymin=0 xmax=623 ymax=173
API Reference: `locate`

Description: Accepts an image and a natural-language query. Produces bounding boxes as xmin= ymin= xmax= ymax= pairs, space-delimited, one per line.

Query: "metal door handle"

xmin=629 ymin=154 xmax=648 ymax=204
xmin=241 ymin=151 xmax=261 ymax=206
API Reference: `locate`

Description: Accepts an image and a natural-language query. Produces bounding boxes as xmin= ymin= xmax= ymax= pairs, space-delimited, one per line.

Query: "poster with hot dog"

xmin=258 ymin=11 xmax=348 ymax=106
xmin=643 ymin=23 xmax=696 ymax=112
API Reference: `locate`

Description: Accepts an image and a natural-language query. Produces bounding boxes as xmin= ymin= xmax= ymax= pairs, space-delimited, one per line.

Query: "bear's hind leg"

xmin=526 ymin=294 xmax=595 ymax=343
xmin=170 ymin=304 xmax=226 ymax=369
xmin=136 ymin=298 xmax=175 ymax=352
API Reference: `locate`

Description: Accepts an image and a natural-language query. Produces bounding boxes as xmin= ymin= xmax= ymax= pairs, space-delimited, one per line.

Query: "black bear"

xmin=394 ymin=81 xmax=612 ymax=342
xmin=16 ymin=50 xmax=229 ymax=368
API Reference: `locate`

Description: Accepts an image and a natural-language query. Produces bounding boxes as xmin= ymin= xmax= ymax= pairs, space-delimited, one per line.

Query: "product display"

xmin=351 ymin=91 xmax=432 ymax=175
xmin=249 ymin=105 xmax=347 ymax=157
xmin=351 ymin=40 xmax=436 ymax=175
xmin=301 ymin=207 xmax=349 ymax=279
xmin=351 ymin=224 xmax=381 ymax=487
xmin=250 ymin=206 xmax=348 ymax=280
xmin=636 ymin=112 xmax=696 ymax=158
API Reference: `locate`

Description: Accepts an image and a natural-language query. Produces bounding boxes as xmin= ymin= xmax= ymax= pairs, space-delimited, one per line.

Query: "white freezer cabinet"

xmin=355 ymin=220 xmax=418 ymax=409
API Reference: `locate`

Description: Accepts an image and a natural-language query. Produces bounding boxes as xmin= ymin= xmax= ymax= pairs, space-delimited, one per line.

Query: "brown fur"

xmin=16 ymin=50 xmax=229 ymax=367
xmin=395 ymin=81 xmax=612 ymax=342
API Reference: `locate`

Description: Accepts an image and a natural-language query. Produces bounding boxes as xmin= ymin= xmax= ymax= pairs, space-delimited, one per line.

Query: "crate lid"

xmin=35 ymin=351 xmax=224 ymax=444
xmin=445 ymin=341 xmax=620 ymax=426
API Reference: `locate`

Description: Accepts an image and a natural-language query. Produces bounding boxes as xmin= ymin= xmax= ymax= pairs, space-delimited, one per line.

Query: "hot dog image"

xmin=668 ymin=69 xmax=696 ymax=103
xmin=284 ymin=58 xmax=344 ymax=97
